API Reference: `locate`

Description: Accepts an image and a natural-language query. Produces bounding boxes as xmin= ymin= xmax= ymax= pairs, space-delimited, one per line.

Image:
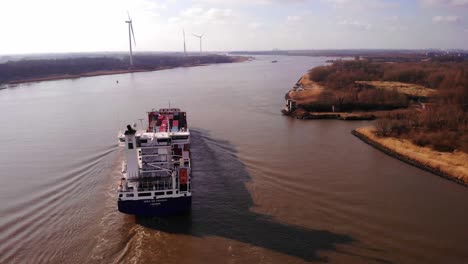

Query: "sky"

xmin=0 ymin=0 xmax=467 ymax=54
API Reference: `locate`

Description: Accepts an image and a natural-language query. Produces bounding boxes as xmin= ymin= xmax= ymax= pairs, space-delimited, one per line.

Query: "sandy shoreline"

xmin=352 ymin=127 xmax=468 ymax=186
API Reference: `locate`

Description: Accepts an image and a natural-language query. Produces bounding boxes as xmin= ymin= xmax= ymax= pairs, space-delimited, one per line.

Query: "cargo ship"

xmin=117 ymin=108 xmax=191 ymax=216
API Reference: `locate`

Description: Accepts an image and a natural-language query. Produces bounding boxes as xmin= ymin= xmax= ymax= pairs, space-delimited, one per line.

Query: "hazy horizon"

xmin=1 ymin=0 xmax=467 ymax=55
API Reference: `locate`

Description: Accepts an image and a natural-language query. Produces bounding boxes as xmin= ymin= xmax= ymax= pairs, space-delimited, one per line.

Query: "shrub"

xmin=413 ymin=133 xmax=431 ymax=147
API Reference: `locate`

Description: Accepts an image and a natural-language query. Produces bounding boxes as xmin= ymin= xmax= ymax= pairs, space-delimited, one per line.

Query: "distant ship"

xmin=117 ymin=108 xmax=191 ymax=216
xmin=271 ymin=60 xmax=278 ymax=63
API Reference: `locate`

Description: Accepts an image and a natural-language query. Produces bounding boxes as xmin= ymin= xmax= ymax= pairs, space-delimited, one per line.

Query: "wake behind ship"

xmin=117 ymin=108 xmax=191 ymax=216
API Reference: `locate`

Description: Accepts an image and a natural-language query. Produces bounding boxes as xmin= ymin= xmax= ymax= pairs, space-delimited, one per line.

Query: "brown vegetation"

xmin=0 ymin=55 xmax=245 ymax=84
xmin=355 ymin=81 xmax=436 ymax=98
xmin=373 ymin=63 xmax=468 ymax=153
xmin=308 ymin=59 xmax=468 ymax=90
xmin=305 ymin=59 xmax=468 ymax=154
xmin=303 ymin=60 xmax=427 ymax=112
xmin=375 ymin=102 xmax=468 ymax=153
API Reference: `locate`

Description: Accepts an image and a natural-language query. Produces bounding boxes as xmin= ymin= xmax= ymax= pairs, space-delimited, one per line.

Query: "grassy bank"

xmin=353 ymin=127 xmax=468 ymax=186
xmin=0 ymin=55 xmax=249 ymax=85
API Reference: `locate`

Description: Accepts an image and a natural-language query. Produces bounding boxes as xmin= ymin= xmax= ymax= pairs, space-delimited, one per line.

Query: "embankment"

xmin=0 ymin=55 xmax=250 ymax=86
xmin=285 ymin=109 xmax=376 ymax=120
xmin=352 ymin=127 xmax=468 ymax=186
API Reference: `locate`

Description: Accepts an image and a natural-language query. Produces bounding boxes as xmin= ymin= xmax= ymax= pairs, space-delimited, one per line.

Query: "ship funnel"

xmin=124 ymin=125 xmax=139 ymax=179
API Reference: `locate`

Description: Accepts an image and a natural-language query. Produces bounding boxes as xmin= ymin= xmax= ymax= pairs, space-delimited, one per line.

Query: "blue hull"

xmin=118 ymin=196 xmax=192 ymax=216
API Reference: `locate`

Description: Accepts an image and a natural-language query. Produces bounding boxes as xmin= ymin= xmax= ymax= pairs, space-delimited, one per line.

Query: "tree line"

xmin=0 ymin=55 xmax=238 ymax=84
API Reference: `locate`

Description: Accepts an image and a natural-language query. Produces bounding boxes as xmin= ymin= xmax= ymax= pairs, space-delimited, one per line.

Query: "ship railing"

xmin=171 ymin=139 xmax=190 ymax=144
xmin=142 ymin=161 xmax=173 ymax=167
xmin=141 ymin=156 xmax=168 ymax=162
xmin=140 ymin=149 xmax=158 ymax=155
xmin=143 ymin=163 xmax=173 ymax=171
xmin=136 ymin=178 xmax=173 ymax=191
xmin=140 ymin=148 xmax=169 ymax=155
xmin=140 ymin=170 xmax=172 ymax=177
xmin=141 ymin=142 xmax=171 ymax=147
xmin=141 ymin=165 xmax=174 ymax=171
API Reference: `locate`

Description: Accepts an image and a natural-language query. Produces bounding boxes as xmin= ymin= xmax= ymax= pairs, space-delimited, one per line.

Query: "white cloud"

xmin=171 ymin=7 xmax=235 ymax=25
xmin=338 ymin=19 xmax=372 ymax=30
xmin=420 ymin=0 xmax=468 ymax=7
xmin=205 ymin=8 xmax=234 ymax=20
xmin=195 ymin=0 xmax=306 ymax=5
xmin=432 ymin=15 xmax=462 ymax=23
xmin=386 ymin=25 xmax=409 ymax=32
xmin=286 ymin=15 xmax=303 ymax=23
xmin=324 ymin=0 xmax=399 ymax=9
xmin=168 ymin=17 xmax=180 ymax=23
xmin=248 ymin=22 xmax=264 ymax=29
xmin=181 ymin=7 xmax=204 ymax=18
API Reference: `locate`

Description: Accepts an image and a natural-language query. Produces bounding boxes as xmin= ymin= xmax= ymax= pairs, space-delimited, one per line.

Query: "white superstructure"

xmin=117 ymin=108 xmax=192 ymax=216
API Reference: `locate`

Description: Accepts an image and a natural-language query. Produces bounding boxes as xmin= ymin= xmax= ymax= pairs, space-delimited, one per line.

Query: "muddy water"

xmin=0 ymin=56 xmax=467 ymax=264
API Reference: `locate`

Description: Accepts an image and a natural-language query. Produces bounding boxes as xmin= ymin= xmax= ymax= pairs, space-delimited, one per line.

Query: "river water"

xmin=0 ymin=55 xmax=467 ymax=264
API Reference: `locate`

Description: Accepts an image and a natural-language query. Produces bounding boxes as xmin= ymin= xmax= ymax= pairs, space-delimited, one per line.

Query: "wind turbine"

xmin=192 ymin=33 xmax=204 ymax=55
xmin=183 ymin=29 xmax=187 ymax=57
xmin=125 ymin=12 xmax=136 ymax=67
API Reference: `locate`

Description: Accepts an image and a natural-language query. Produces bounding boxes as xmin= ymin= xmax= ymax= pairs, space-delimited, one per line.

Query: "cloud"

xmin=169 ymin=7 xmax=234 ymax=25
xmin=195 ymin=0 xmax=306 ymax=5
xmin=386 ymin=25 xmax=409 ymax=32
xmin=387 ymin=15 xmax=399 ymax=21
xmin=248 ymin=22 xmax=264 ymax=29
xmin=420 ymin=0 xmax=468 ymax=7
xmin=323 ymin=0 xmax=399 ymax=9
xmin=168 ymin=17 xmax=180 ymax=23
xmin=432 ymin=15 xmax=462 ymax=23
xmin=286 ymin=15 xmax=303 ymax=23
xmin=338 ymin=19 xmax=372 ymax=30
xmin=181 ymin=7 xmax=205 ymax=17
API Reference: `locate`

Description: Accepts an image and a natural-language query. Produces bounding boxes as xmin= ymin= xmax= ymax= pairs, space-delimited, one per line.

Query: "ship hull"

xmin=118 ymin=196 xmax=192 ymax=216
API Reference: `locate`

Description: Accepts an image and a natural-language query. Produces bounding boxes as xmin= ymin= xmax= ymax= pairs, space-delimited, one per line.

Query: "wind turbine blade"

xmin=131 ymin=23 xmax=136 ymax=46
xmin=192 ymin=34 xmax=200 ymax=38
xmin=127 ymin=11 xmax=131 ymax=21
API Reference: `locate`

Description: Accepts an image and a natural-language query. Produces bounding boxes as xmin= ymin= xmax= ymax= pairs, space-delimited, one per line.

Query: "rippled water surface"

xmin=0 ymin=56 xmax=467 ymax=263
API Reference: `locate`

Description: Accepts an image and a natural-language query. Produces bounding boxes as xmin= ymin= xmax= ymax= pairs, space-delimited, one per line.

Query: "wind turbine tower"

xmin=193 ymin=33 xmax=204 ymax=55
xmin=183 ymin=29 xmax=187 ymax=57
xmin=125 ymin=12 xmax=136 ymax=67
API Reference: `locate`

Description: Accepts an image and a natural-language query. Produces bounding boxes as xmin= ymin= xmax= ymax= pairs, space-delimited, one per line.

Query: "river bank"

xmin=5 ymin=69 xmax=157 ymax=85
xmin=0 ymin=55 xmax=250 ymax=86
xmin=352 ymin=127 xmax=468 ymax=186
xmin=282 ymin=108 xmax=377 ymax=120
